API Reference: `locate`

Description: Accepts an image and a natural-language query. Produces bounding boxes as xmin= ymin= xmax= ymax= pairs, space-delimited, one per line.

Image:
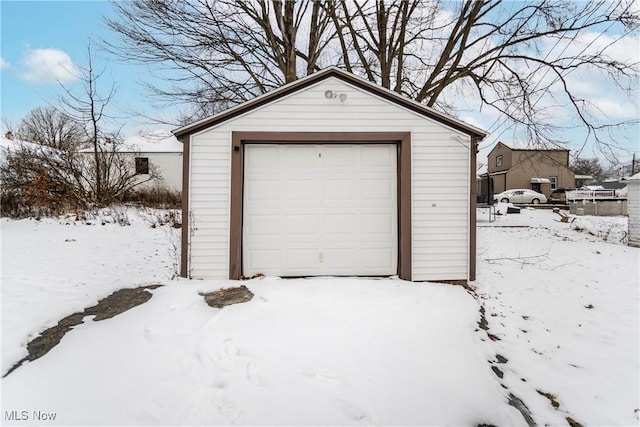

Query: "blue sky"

xmin=0 ymin=1 xmax=638 ymax=161
xmin=1 ymin=0 xmax=156 ymax=134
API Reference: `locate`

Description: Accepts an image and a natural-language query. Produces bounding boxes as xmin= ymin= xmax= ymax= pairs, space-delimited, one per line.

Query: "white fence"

xmin=566 ymin=190 xmax=617 ymax=201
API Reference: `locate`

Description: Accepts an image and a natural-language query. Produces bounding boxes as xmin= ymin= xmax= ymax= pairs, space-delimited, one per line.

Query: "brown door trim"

xmin=230 ymin=131 xmax=412 ymax=281
xmin=469 ymin=136 xmax=480 ymax=281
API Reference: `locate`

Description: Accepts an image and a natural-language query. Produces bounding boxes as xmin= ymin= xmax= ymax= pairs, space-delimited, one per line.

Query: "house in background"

xmin=124 ymin=131 xmax=183 ymax=192
xmin=174 ymin=67 xmax=486 ymax=283
xmin=594 ymin=179 xmax=629 ymax=197
xmin=79 ymin=130 xmax=183 ymax=192
xmin=480 ymin=141 xmax=575 ymax=200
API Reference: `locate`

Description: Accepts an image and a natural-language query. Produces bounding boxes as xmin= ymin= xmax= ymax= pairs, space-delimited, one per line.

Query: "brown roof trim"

xmin=173 ymin=67 xmax=486 ymax=140
xmin=490 ymin=141 xmax=569 ymax=154
xmin=469 ymin=135 xmax=480 ymax=282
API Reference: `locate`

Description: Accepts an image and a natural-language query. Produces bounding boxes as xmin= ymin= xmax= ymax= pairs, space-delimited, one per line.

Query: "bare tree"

xmin=328 ymin=0 xmax=639 ymax=150
xmin=55 ymin=43 xmax=161 ymax=205
xmin=105 ymin=0 xmax=334 ymax=120
xmin=1 ymin=117 xmax=18 ymax=137
xmin=15 ymin=106 xmax=85 ymax=151
xmin=0 ymin=43 xmax=160 ymax=216
xmin=58 ymin=43 xmax=116 ymax=202
xmin=324 ymin=0 xmax=428 ymax=92
xmin=0 ymin=134 xmax=158 ymax=216
xmin=571 ymin=157 xmax=606 ymax=181
xmin=105 ymin=0 xmax=639 ymax=152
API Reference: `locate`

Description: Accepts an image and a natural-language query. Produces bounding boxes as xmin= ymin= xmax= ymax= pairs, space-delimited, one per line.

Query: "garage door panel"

xmin=285 ymin=214 xmax=319 ymax=236
xmin=362 ymin=248 xmax=395 ymax=269
xmin=243 ymin=144 xmax=397 ymax=276
xmin=246 ymin=179 xmax=280 ymax=201
xmin=361 ymin=178 xmax=394 ymax=200
xmin=323 ymin=214 xmax=357 ymax=235
xmin=246 ymin=214 xmax=280 ymax=236
xmin=285 ymin=179 xmax=319 ymax=200
xmin=285 ymin=145 xmax=319 ymax=167
xmin=322 ymin=145 xmax=356 ymax=167
xmin=245 ymin=249 xmax=281 ymax=271
xmin=362 ymin=213 xmax=394 ymax=234
xmin=284 ymin=249 xmax=319 ymax=271
xmin=361 ymin=144 xmax=396 ymax=167
xmin=323 ymin=248 xmax=359 ymax=268
xmin=323 ymin=179 xmax=355 ymax=200
xmin=246 ymin=145 xmax=280 ymax=168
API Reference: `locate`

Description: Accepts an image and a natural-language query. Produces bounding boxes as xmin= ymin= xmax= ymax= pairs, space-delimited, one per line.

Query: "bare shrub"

xmin=0 ymin=139 xmax=158 ymax=218
xmin=121 ymin=187 xmax=181 ymax=209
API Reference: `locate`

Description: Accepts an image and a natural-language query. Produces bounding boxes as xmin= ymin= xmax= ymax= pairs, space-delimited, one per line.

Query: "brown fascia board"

xmin=511 ymin=147 xmax=568 ymax=152
xmin=491 ymin=141 xmax=568 ymax=154
xmin=173 ymin=67 xmax=487 ymax=141
xmin=506 ymin=143 xmax=568 ymax=152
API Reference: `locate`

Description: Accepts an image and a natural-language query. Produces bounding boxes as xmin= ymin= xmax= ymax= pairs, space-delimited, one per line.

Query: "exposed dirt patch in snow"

xmin=200 ymin=285 xmax=254 ymax=308
xmin=3 ymin=284 xmax=162 ymax=377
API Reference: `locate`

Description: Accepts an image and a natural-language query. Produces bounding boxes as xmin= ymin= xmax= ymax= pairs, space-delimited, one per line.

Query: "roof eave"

xmin=173 ymin=67 xmax=487 ymax=140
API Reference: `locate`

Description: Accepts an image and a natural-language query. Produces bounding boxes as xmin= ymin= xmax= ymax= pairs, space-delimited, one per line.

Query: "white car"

xmin=494 ymin=189 xmax=547 ymax=204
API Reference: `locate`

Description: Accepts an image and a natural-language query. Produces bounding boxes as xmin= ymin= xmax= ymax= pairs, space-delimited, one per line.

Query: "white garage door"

xmin=243 ymin=144 xmax=398 ymax=277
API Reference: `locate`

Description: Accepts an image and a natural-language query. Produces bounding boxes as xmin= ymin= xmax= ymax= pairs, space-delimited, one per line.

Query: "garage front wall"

xmin=187 ymin=77 xmax=473 ymax=281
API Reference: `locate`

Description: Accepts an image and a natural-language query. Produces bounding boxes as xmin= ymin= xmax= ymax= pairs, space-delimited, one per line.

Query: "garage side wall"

xmin=188 ymin=78 xmax=472 ymax=281
xmin=628 ymin=180 xmax=640 ymax=247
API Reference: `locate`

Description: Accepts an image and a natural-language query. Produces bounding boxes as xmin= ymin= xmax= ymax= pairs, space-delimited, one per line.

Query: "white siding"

xmin=628 ymin=180 xmax=640 ymax=248
xmin=79 ymin=151 xmax=183 ymax=192
xmin=189 ymin=77 xmax=471 ymax=280
xmin=134 ymin=152 xmax=183 ymax=192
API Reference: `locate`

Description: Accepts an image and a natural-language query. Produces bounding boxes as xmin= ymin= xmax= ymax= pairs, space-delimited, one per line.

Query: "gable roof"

xmin=496 ymin=141 xmax=568 ymax=152
xmin=173 ymin=67 xmax=486 ymax=140
xmin=78 ymin=130 xmax=182 ymax=154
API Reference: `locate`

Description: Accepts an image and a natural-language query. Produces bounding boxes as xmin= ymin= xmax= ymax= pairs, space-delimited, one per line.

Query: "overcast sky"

xmin=1 ymin=1 xmax=638 ymax=162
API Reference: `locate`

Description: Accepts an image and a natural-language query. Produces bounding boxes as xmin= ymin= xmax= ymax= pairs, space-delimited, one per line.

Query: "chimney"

xmin=4 ymin=131 xmax=13 ymax=140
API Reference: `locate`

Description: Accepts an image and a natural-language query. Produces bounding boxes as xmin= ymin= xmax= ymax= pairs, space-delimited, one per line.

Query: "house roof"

xmin=173 ymin=67 xmax=487 ymax=140
xmin=497 ymin=140 xmax=568 ymax=151
xmin=78 ymin=130 xmax=182 ymax=154
xmin=123 ymin=130 xmax=182 ymax=153
xmin=0 ymin=136 xmax=62 ymax=158
xmin=594 ymin=181 xmax=628 ymax=190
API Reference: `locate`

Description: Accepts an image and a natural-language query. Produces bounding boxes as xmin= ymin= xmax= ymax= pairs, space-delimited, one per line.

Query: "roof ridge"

xmin=173 ymin=67 xmax=486 ymax=139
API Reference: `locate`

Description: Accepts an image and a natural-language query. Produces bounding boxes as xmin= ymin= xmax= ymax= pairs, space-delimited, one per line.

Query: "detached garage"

xmin=174 ymin=67 xmax=486 ymax=282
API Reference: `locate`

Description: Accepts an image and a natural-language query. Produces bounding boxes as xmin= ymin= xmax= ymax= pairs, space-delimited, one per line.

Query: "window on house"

xmin=496 ymin=155 xmax=503 ymax=167
xmin=550 ymin=176 xmax=557 ymax=190
xmin=135 ymin=157 xmax=149 ymax=175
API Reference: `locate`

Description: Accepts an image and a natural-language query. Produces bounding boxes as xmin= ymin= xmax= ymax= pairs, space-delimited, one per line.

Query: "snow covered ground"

xmin=475 ymin=205 xmax=639 ymax=426
xmin=1 ymin=206 xmax=638 ymax=426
